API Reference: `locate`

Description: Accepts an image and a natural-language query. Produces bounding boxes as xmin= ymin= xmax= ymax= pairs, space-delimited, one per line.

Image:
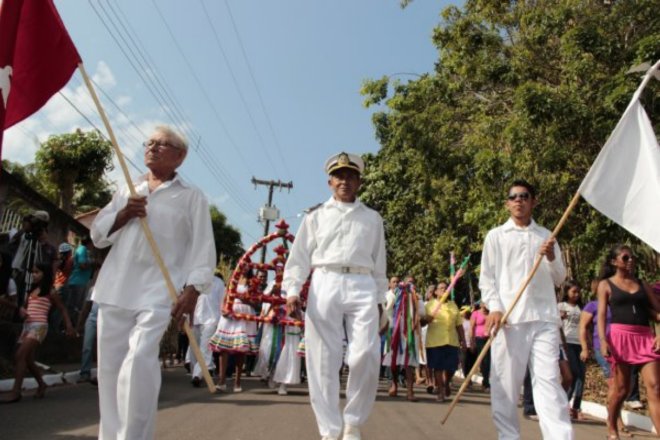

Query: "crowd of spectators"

xmin=0 ymin=210 xmax=100 ymax=402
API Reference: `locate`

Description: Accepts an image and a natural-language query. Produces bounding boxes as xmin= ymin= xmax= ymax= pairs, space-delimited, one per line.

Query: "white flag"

xmin=578 ymin=90 xmax=660 ymax=252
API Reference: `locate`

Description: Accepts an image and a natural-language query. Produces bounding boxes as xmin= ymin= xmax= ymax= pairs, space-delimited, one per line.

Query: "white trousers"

xmin=188 ymin=322 xmax=218 ymax=379
xmin=490 ymin=321 xmax=574 ymax=440
xmin=97 ymin=303 xmax=171 ymax=440
xmin=305 ymin=270 xmax=380 ymax=438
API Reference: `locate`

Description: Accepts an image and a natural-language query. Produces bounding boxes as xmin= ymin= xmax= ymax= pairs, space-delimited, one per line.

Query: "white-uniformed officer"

xmin=283 ymin=152 xmax=387 ymax=440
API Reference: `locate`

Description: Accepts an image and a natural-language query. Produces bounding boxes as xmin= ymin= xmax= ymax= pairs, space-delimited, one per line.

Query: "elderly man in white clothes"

xmin=479 ymin=179 xmax=572 ymax=440
xmin=91 ymin=126 xmax=216 ymax=440
xmin=283 ymin=152 xmax=387 ymax=440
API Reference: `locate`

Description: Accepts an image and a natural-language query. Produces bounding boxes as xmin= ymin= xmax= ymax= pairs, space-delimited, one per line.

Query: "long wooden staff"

xmin=441 ymin=190 xmax=581 ymax=424
xmin=78 ymin=63 xmax=216 ymax=393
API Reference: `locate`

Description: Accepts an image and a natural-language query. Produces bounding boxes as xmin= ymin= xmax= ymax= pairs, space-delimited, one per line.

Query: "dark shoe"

xmin=89 ymin=377 xmax=98 ymax=386
xmin=191 ymin=377 xmax=201 ymax=388
xmin=523 ymin=412 xmax=539 ymax=421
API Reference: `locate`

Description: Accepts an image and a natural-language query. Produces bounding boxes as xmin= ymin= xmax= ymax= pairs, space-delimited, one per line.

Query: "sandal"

xmin=388 ymin=385 xmax=397 ymax=397
xmin=4 ymin=393 xmax=21 ymax=404
xmin=406 ymin=393 xmax=418 ymax=402
xmin=35 ymin=384 xmax=47 ymax=399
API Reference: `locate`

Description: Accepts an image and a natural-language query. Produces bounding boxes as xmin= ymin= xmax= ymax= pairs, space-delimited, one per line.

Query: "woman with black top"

xmin=597 ymin=244 xmax=660 ymax=439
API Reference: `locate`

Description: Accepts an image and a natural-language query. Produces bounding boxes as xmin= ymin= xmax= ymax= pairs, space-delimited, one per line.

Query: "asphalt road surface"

xmin=0 ymin=368 xmax=651 ymax=439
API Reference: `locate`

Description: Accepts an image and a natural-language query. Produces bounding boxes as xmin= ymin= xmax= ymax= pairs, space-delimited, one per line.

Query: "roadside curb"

xmin=0 ymin=367 xmax=97 ymax=392
xmin=456 ymin=371 xmax=655 ymax=434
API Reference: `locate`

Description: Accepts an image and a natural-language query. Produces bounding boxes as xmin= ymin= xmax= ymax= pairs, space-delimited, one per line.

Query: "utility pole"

xmin=252 ymin=177 xmax=293 ymax=263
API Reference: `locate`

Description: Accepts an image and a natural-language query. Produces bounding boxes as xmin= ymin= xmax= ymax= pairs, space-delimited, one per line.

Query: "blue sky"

xmin=4 ymin=0 xmax=454 ymax=246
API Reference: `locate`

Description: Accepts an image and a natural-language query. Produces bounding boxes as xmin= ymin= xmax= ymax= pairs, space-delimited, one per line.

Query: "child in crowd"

xmin=5 ymin=262 xmax=74 ymax=403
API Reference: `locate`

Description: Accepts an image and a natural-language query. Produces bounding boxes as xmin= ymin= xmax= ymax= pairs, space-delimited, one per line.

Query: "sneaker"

xmin=321 ymin=437 xmax=338 ymax=440
xmin=343 ymin=424 xmax=361 ymax=440
xmin=215 ymin=383 xmax=227 ymax=392
xmin=624 ymin=400 xmax=644 ymax=410
xmin=278 ymin=383 xmax=288 ymax=395
xmin=234 ymin=386 xmax=243 ymax=393
xmin=267 ymin=376 xmax=276 ymax=389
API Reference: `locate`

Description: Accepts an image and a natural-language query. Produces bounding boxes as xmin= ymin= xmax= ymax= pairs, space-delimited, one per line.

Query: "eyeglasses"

xmin=620 ymin=255 xmax=634 ymax=262
xmin=142 ymin=139 xmax=179 ymax=152
xmin=507 ymin=192 xmax=530 ymax=201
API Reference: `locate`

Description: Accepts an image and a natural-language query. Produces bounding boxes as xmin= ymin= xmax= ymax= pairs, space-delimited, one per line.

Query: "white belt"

xmin=318 ymin=265 xmax=372 ymax=275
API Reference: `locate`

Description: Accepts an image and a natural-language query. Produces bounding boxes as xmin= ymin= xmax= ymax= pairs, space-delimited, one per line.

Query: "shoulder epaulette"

xmin=303 ymin=202 xmax=323 ymax=214
xmin=361 ymin=201 xmax=378 ymax=211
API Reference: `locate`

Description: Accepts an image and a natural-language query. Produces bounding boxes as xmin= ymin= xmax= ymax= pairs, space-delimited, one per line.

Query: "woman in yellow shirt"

xmin=423 ymin=282 xmax=466 ymax=402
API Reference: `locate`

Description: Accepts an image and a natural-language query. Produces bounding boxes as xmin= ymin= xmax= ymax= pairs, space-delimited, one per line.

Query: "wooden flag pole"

xmin=78 ymin=63 xmax=216 ymax=394
xmin=441 ymin=190 xmax=581 ymax=424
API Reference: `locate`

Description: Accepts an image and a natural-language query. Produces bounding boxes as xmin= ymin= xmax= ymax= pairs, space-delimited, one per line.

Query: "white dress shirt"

xmin=283 ymin=196 xmax=387 ymax=302
xmin=194 ymin=276 xmax=224 ymax=326
xmin=91 ymin=173 xmax=216 ymax=310
xmin=479 ymin=218 xmax=566 ymax=325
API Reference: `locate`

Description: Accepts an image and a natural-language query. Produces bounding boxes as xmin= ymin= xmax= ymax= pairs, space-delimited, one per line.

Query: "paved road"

xmin=0 ymin=368 xmax=648 ymax=439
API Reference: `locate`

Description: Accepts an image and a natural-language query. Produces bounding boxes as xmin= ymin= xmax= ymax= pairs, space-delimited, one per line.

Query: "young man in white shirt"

xmin=283 ymin=152 xmax=387 ymax=440
xmin=91 ymin=126 xmax=216 ymax=440
xmin=479 ymin=179 xmax=573 ymax=440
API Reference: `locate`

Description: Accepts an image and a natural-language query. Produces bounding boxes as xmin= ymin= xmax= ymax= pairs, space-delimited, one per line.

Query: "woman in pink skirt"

xmin=597 ymin=245 xmax=660 ymax=439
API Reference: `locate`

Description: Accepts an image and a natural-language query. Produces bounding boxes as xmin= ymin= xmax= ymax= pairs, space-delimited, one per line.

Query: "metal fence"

xmin=0 ymin=208 xmax=23 ymax=234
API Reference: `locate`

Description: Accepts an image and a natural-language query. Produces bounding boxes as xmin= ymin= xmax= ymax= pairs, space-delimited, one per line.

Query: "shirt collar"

xmin=135 ymin=172 xmax=190 ymax=189
xmin=502 ymin=217 xmax=539 ymax=232
xmin=324 ymin=196 xmax=362 ymax=211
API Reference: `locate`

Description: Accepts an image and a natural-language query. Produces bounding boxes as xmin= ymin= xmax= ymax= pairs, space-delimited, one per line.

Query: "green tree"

xmin=360 ymin=0 xmax=659 ymax=288
xmin=35 ymin=129 xmax=114 ymax=215
xmin=210 ymin=205 xmax=244 ymax=266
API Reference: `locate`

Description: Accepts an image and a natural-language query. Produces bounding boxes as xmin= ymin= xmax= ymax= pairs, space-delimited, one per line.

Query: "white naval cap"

xmin=324 ymin=152 xmax=364 ymax=175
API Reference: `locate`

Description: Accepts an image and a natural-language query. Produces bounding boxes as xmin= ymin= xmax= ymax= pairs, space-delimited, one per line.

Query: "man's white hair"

xmin=154 ymin=125 xmax=188 ymax=151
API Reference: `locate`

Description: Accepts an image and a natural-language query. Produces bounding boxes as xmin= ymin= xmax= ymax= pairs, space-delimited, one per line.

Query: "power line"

xmin=148 ymin=0 xmax=278 ymax=178
xmin=57 ymin=90 xmax=146 ymax=176
xmin=104 ymin=1 xmax=199 ymax=141
xmin=88 ymin=0 xmax=258 ymax=217
xmin=62 ymin=88 xmax=260 ymax=244
xmin=223 ymin=1 xmax=293 ymax=180
xmin=199 ymin=0 xmax=286 ymax=181
xmin=101 ymin=0 xmax=258 ymax=215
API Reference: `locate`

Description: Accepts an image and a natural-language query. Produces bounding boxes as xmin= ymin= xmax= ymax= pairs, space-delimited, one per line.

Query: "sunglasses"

xmin=507 ymin=192 xmax=530 ymax=201
xmin=620 ymin=255 xmax=634 ymax=262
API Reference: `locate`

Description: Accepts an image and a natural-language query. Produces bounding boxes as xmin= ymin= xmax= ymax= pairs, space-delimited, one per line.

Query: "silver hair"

xmin=154 ymin=125 xmax=188 ymax=151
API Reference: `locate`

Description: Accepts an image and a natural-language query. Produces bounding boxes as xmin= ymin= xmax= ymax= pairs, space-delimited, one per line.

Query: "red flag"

xmin=0 ymin=0 xmax=81 ymax=155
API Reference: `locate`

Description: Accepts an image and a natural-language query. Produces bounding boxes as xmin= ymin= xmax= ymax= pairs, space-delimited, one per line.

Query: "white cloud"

xmin=210 ymin=193 xmax=230 ymax=208
xmin=92 ymin=60 xmax=116 ymax=89
xmin=115 ymin=95 xmax=132 ymax=107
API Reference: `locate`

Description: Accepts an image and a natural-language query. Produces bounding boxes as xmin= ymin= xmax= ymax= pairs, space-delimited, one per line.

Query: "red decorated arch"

xmin=222 ymin=219 xmax=310 ymax=328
